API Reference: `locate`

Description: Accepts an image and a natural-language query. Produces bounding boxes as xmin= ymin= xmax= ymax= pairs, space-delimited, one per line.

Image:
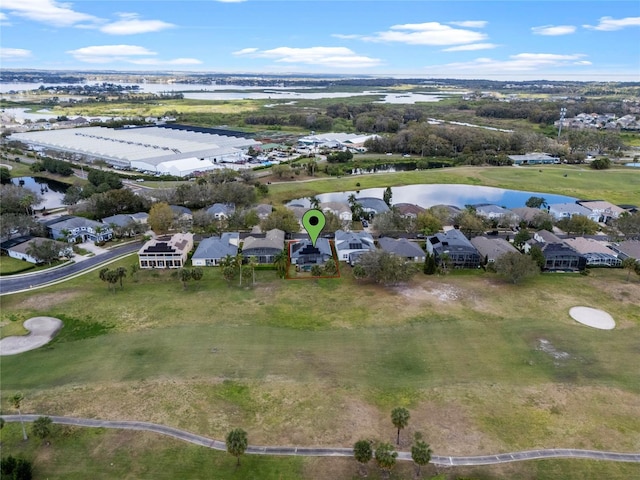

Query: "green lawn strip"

xmin=265 ymin=165 xmax=640 ymax=205
xmin=0 ymin=424 xmax=304 ymax=480
xmin=0 ymin=256 xmax=36 ymax=275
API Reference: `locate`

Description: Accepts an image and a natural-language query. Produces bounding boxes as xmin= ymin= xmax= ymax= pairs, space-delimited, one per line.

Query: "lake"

xmin=11 ymin=177 xmax=69 ymax=210
xmin=291 ymin=184 xmax=577 ymax=209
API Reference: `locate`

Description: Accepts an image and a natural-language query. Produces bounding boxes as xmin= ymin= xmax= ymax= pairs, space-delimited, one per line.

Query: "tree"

xmin=191 ymin=267 xmax=204 ymax=282
xmin=10 ymin=393 xmax=27 ymax=441
xmin=590 ymin=157 xmax=611 ymax=170
xmin=323 ymin=258 xmax=338 ymax=275
xmin=308 ymin=196 xmax=320 ymax=209
xmin=25 ymin=239 xmax=61 ymax=265
xmin=273 ymin=249 xmax=288 ymax=278
xmin=416 ymin=211 xmax=442 ymax=235
xmin=374 ymin=442 xmax=398 ymax=479
xmin=260 ymin=208 xmax=300 ymax=234
xmin=557 ymin=214 xmax=599 ymax=235
xmin=411 ymin=432 xmax=432 ymax=478
xmin=453 ymin=211 xmax=488 ymax=238
xmin=356 ymin=250 xmax=417 ymax=285
xmin=529 ymin=245 xmax=546 ymax=270
xmin=391 ymin=407 xmax=410 ymax=445
xmin=222 ymin=266 xmax=236 ymax=286
xmin=1 ymin=456 xmax=32 ymax=480
xmin=621 ymin=257 xmax=638 ymax=282
xmin=423 ymin=253 xmax=437 ymax=275
xmin=248 ymin=256 xmax=258 ymax=285
xmin=614 ymin=213 xmax=640 ymax=240
xmin=494 ymin=251 xmax=539 ymax=284
xmin=271 ymin=164 xmax=291 ymax=178
xmin=525 ymin=196 xmax=547 ymax=208
xmin=225 ymin=428 xmax=248 ymax=467
xmin=383 ymin=186 xmax=393 ymax=207
xmin=513 ymin=229 xmax=532 ymax=250
xmin=115 ymin=266 xmax=127 ymax=289
xmin=235 ymin=253 xmax=244 ymax=286
xmin=179 ymin=268 xmax=192 ymax=289
xmin=353 ymin=439 xmax=373 ymax=477
xmin=148 ymin=202 xmax=174 ymax=235
xmin=310 ymin=264 xmax=323 ymax=277
xmin=32 ymin=416 xmax=53 ymax=440
xmin=0 ymin=166 xmax=11 ymax=184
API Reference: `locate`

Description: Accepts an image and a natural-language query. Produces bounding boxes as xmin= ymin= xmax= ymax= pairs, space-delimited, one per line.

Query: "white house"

xmin=334 ymin=230 xmax=375 ymax=264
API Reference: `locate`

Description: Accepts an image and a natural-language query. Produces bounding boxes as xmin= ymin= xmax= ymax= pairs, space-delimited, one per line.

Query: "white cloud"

xmin=449 ymin=21 xmax=487 ymax=28
xmin=233 ymin=46 xmax=381 ymax=68
xmin=100 ymin=13 xmax=175 ymax=35
xmin=0 ymin=47 xmax=32 ymax=60
xmin=583 ymin=16 xmax=640 ymax=31
xmin=442 ymin=43 xmax=499 ymax=52
xmin=67 ymin=45 xmax=157 ymax=63
xmin=363 ymin=22 xmax=487 ymax=45
xmin=1 ymin=0 xmax=100 ymax=27
xmin=0 ymin=12 xmax=11 ymax=25
xmin=431 ymin=53 xmax=591 ymax=73
xmin=532 ymin=25 xmax=576 ymax=36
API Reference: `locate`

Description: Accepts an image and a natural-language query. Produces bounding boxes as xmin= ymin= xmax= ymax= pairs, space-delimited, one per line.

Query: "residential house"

xmin=1 ymin=236 xmax=73 ymax=264
xmin=169 ymin=205 xmax=193 ymax=221
xmin=577 ymin=200 xmax=626 ymax=223
xmin=205 ymin=203 xmax=236 ymax=220
xmin=42 ymin=215 xmax=113 ymax=243
xmin=250 ymin=204 xmax=273 ymax=220
xmin=290 ymin=238 xmax=332 ymax=268
xmin=564 ymin=237 xmax=622 ymax=267
xmin=191 ymin=232 xmax=239 ymax=266
xmin=393 ymin=203 xmax=426 ymax=219
xmin=378 ymin=237 xmax=426 ymax=263
xmin=547 ymin=203 xmax=599 ymax=222
xmin=529 ymin=230 xmax=586 ymax=271
xmin=470 ymin=236 xmax=519 ymax=263
xmin=102 ymin=212 xmax=149 ymax=236
xmin=426 ymin=229 xmax=481 ymax=268
xmin=334 ymin=229 xmax=376 ymax=264
xmin=358 ymin=197 xmax=390 ymax=217
xmin=474 ymin=204 xmax=519 ymax=226
xmin=241 ymin=229 xmax=285 ymax=264
xmin=508 ymin=153 xmax=560 ymax=165
xmin=138 ymin=233 xmax=194 ymax=269
xmin=511 ymin=207 xmax=545 ymax=225
xmin=321 ymin=202 xmax=353 ymax=222
xmin=609 ymin=240 xmax=640 ymax=263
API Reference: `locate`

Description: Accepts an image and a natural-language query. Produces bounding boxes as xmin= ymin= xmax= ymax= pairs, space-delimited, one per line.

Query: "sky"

xmin=1 ymin=0 xmax=639 ymax=81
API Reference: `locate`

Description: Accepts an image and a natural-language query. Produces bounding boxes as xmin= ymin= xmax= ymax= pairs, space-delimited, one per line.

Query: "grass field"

xmin=1 ymin=257 xmax=639 ymax=479
xmin=265 ymin=164 xmax=640 ymax=206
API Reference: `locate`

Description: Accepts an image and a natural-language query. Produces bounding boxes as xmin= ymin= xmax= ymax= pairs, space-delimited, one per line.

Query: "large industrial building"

xmin=9 ymin=125 xmax=261 ymax=177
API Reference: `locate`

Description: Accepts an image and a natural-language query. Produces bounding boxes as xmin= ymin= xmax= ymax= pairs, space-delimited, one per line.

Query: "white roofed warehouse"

xmin=9 ymin=125 xmax=261 ymax=177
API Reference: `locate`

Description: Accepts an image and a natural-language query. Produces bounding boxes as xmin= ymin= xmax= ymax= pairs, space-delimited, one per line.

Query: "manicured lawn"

xmin=0 ymin=256 xmax=36 ymax=275
xmin=1 ymin=260 xmax=639 ymax=480
xmin=265 ymin=165 xmax=640 ymax=206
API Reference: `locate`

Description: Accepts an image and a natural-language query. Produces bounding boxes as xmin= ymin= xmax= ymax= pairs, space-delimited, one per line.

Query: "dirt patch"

xmin=537 ymin=338 xmax=571 ymax=363
xmin=393 ymin=282 xmax=462 ymax=303
xmin=16 ymin=291 xmax=81 ymax=310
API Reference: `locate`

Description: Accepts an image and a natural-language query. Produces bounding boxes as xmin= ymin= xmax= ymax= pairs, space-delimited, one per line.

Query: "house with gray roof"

xmin=43 ymin=215 xmax=113 ymax=243
xmin=241 ymin=229 xmax=284 ymax=263
xmin=528 ymin=230 xmax=586 ymax=271
xmin=191 ymin=232 xmax=239 ymax=266
xmin=548 ymin=203 xmax=598 ymax=222
xmin=169 ymin=205 xmax=192 ymax=220
xmin=577 ymin=200 xmax=626 ymax=223
xmin=290 ymin=238 xmax=332 ymax=268
xmin=378 ymin=237 xmax=425 ymax=263
xmin=564 ymin=237 xmax=621 ymax=267
xmin=426 ymin=229 xmax=481 ymax=268
xmin=321 ymin=202 xmax=352 ymax=222
xmin=508 ymin=153 xmax=560 ymax=165
xmin=1 ymin=236 xmax=73 ymax=264
xmin=250 ymin=204 xmax=273 ymax=219
xmin=609 ymin=240 xmax=640 ymax=263
xmin=470 ymin=236 xmax=519 ymax=263
xmin=357 ymin=197 xmax=390 ymax=217
xmin=393 ymin=203 xmax=425 ymax=218
xmin=474 ymin=204 xmax=519 ymax=226
xmin=334 ymin=230 xmax=375 ymax=264
xmin=102 ymin=213 xmax=147 ymax=228
xmin=206 ymin=203 xmax=236 ymax=220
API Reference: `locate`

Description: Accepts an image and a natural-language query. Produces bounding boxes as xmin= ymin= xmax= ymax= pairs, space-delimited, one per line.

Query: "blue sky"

xmin=1 ymin=0 xmax=639 ymax=80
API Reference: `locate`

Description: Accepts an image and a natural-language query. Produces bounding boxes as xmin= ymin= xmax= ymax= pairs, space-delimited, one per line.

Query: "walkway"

xmin=3 ymin=415 xmax=639 ymax=466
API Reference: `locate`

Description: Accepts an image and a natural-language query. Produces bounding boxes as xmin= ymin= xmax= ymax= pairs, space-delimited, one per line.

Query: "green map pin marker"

xmin=302 ymin=209 xmax=326 ymax=247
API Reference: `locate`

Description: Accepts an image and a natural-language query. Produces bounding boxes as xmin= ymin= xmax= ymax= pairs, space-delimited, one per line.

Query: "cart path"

xmin=3 ymin=415 xmax=639 ymax=466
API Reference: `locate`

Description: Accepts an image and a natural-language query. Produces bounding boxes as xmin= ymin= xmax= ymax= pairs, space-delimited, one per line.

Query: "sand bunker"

xmin=0 ymin=317 xmax=63 ymax=355
xmin=569 ymin=306 xmax=615 ymax=330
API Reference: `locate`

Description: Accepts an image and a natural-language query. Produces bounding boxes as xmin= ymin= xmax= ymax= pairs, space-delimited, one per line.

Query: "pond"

xmin=11 ymin=176 xmax=69 ymax=210
xmin=625 ymin=162 xmax=640 ymax=168
xmin=290 ymin=184 xmax=577 ymax=210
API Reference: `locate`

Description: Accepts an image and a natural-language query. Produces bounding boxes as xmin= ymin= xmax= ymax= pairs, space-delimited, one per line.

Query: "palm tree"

xmin=225 ymin=428 xmax=248 ymax=467
xmin=411 ymin=432 xmax=432 ymax=477
xmin=308 ymin=196 xmax=320 ymax=209
xmin=353 ymin=439 xmax=373 ymax=477
xmin=248 ymin=256 xmax=258 ymax=285
xmin=374 ymin=442 xmax=397 ymax=479
xmin=115 ymin=266 xmax=127 ymax=289
xmin=10 ymin=393 xmax=27 ymax=440
xmin=235 ymin=253 xmax=244 ymax=286
xmin=391 ymin=407 xmax=410 ymax=445
xmin=273 ymin=249 xmax=288 ymax=278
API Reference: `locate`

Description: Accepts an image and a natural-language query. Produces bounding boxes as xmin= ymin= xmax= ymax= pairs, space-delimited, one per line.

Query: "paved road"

xmin=0 ymin=242 xmax=141 ymax=295
xmin=3 ymin=415 xmax=639 ymax=466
